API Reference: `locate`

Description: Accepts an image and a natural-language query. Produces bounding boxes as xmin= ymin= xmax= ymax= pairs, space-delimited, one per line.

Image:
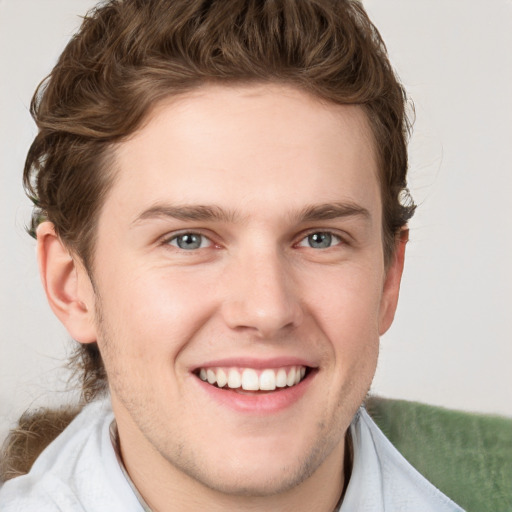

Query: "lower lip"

xmin=193 ymin=371 xmax=316 ymax=414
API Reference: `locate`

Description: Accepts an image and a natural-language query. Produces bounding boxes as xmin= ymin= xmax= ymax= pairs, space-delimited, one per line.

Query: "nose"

xmin=220 ymin=249 xmax=303 ymax=338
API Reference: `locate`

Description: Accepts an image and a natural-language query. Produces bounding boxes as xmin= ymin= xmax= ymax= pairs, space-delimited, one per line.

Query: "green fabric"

xmin=366 ymin=397 xmax=512 ymax=512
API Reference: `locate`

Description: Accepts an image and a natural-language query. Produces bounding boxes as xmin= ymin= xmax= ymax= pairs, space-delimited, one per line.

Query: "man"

xmin=0 ymin=0 xmax=464 ymax=510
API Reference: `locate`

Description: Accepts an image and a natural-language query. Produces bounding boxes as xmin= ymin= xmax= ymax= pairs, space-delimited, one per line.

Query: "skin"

xmin=38 ymin=84 xmax=406 ymax=511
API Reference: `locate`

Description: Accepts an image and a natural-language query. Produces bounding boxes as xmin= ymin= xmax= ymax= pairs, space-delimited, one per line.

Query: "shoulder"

xmin=341 ymin=408 xmax=465 ymax=512
xmin=365 ymin=396 xmax=512 ymax=512
xmin=0 ymin=399 xmax=139 ymax=511
xmin=0 ymin=473 xmax=87 ymax=511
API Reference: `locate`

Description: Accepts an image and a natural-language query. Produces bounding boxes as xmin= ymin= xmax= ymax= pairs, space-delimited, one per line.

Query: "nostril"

xmin=219 ymin=271 xmax=303 ymax=336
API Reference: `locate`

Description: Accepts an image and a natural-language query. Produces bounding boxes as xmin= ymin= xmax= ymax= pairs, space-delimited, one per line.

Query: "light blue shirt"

xmin=0 ymin=399 xmax=465 ymax=511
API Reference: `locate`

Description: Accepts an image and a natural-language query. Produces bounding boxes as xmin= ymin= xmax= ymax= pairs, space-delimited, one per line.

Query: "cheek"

xmin=96 ymin=266 xmax=218 ymax=361
xmin=305 ymin=265 xmax=383 ymax=365
xmin=307 ymin=264 xmax=383 ymax=331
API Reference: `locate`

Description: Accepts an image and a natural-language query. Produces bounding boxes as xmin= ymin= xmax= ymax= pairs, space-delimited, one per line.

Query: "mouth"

xmin=194 ymin=365 xmax=311 ymax=393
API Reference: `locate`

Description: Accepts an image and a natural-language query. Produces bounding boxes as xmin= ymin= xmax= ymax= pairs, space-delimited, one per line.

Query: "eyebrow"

xmin=295 ymin=202 xmax=371 ymax=223
xmin=132 ymin=201 xmax=371 ymax=226
xmin=133 ymin=204 xmax=240 ymax=224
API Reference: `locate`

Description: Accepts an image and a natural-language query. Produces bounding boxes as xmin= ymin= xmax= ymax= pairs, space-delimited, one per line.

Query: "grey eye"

xmin=298 ymin=232 xmax=341 ymax=249
xmin=308 ymin=232 xmax=332 ymax=249
xmin=170 ymin=233 xmax=208 ymax=250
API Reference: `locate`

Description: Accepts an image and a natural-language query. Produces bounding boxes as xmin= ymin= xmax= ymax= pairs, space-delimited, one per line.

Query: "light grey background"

xmin=1 ymin=0 xmax=511 ymax=442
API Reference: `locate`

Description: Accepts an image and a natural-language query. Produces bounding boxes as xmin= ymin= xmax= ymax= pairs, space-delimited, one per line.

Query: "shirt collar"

xmin=109 ymin=420 xmax=153 ymax=512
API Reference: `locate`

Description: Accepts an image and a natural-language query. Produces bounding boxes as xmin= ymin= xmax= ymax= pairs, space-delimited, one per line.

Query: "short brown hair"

xmin=25 ymin=0 xmax=414 ymax=410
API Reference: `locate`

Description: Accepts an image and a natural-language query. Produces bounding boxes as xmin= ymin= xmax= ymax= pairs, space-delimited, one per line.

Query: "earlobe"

xmin=378 ymin=229 xmax=408 ymax=335
xmin=37 ymin=222 xmax=97 ymax=344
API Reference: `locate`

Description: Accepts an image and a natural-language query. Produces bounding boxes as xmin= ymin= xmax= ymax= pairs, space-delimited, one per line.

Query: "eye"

xmin=298 ymin=232 xmax=342 ymax=249
xmin=167 ymin=232 xmax=212 ymax=250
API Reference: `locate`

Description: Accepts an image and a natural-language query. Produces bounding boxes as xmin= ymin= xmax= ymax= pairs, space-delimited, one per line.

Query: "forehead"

xmin=108 ymin=84 xmax=380 ymax=224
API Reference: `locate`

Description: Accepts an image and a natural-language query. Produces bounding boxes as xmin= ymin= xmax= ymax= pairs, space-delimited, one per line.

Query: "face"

xmin=74 ymin=84 xmax=404 ymax=503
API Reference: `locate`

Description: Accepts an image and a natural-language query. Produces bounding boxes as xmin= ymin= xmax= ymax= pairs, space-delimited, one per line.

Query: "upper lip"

xmin=191 ymin=356 xmax=317 ymax=372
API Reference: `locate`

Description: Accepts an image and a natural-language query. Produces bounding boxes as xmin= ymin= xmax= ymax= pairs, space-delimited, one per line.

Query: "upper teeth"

xmin=198 ymin=366 xmax=307 ymax=391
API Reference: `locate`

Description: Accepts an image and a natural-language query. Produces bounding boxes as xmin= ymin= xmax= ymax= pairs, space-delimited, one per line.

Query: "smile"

xmin=197 ymin=366 xmax=308 ymax=391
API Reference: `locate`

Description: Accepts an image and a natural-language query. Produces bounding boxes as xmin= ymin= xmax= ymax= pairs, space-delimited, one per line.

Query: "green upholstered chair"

xmin=366 ymin=396 xmax=512 ymax=512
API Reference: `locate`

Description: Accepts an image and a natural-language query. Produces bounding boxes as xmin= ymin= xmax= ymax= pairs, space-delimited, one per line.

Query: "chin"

xmin=161 ymin=425 xmax=345 ymax=498
xmin=177 ymin=455 xmax=316 ymax=498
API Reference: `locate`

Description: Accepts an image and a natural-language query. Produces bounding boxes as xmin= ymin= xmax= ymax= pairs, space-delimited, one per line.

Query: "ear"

xmin=378 ymin=228 xmax=408 ymax=335
xmin=37 ymin=222 xmax=97 ymax=343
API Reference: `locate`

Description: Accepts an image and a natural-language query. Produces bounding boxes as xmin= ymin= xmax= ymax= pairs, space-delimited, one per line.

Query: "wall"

xmin=1 ymin=0 xmax=511 ymax=442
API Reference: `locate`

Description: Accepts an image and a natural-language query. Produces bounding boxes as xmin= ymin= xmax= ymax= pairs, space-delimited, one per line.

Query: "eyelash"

xmin=296 ymin=231 xmax=344 ymax=249
xmin=163 ymin=231 xmax=215 ymax=251
xmin=162 ymin=230 xmax=346 ymax=251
